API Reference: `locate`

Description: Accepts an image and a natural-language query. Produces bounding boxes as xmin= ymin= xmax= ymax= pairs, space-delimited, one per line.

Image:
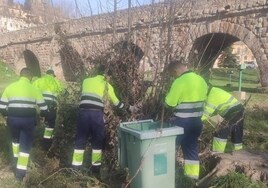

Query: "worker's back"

xmin=203 ymin=87 xmax=241 ymax=120
xmin=0 ymin=77 xmax=47 ymax=117
xmin=165 ymin=71 xmax=208 ymax=118
xmin=80 ymin=75 xmax=121 ymax=110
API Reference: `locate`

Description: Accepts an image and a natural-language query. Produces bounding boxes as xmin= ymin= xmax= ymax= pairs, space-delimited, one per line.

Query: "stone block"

xmin=261 ymin=54 xmax=268 ymax=61
xmin=240 ymin=4 xmax=246 ymax=9
xmin=263 ymin=18 xmax=268 ymax=27
xmin=203 ymin=9 xmax=209 ymax=14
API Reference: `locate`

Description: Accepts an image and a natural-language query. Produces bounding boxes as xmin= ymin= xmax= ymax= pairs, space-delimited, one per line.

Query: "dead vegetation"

xmin=0 ymin=1 xmax=268 ymax=187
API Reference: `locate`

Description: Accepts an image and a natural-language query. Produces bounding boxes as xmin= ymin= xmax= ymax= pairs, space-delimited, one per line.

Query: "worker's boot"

xmin=91 ymin=165 xmax=100 ymax=173
xmin=90 ymin=165 xmax=101 ymax=179
xmin=42 ymin=138 xmax=52 ymax=151
xmin=15 ymin=169 xmax=26 ymax=182
xmin=12 ymin=157 xmax=18 ymax=174
xmin=72 ymin=164 xmax=82 ymax=172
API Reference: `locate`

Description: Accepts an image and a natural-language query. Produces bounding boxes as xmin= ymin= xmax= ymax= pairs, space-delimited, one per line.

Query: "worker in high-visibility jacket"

xmin=72 ymin=65 xmax=125 ymax=174
xmin=33 ymin=69 xmax=64 ymax=150
xmin=0 ymin=68 xmax=48 ymax=181
xmin=202 ymin=86 xmax=244 ymax=153
xmin=165 ymin=60 xmax=207 ymax=179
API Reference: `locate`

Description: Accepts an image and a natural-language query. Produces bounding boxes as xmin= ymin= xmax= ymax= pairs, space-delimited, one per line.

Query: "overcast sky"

xmin=14 ymin=0 xmax=159 ymax=17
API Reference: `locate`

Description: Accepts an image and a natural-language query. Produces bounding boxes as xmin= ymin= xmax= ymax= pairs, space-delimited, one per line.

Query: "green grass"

xmin=210 ymin=68 xmax=261 ymax=92
xmin=210 ymin=172 xmax=266 ymax=188
xmin=0 ymin=62 xmax=18 ymax=93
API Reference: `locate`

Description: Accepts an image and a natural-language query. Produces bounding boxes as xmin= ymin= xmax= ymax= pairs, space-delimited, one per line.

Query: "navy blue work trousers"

xmin=215 ymin=105 xmax=244 ymax=144
xmin=45 ymin=100 xmax=57 ymax=128
xmin=170 ymin=117 xmax=203 ymax=161
xmin=7 ymin=116 xmax=36 ymax=153
xmin=74 ymin=109 xmax=105 ymax=150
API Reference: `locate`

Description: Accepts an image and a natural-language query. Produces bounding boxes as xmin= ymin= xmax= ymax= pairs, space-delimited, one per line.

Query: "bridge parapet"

xmin=0 ymin=0 xmax=267 ymax=47
xmin=0 ymin=0 xmax=268 ymax=85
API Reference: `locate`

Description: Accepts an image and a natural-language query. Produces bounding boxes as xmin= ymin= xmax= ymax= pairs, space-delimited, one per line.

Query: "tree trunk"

xmin=198 ymin=150 xmax=268 ymax=187
xmin=260 ymin=69 xmax=268 ymax=87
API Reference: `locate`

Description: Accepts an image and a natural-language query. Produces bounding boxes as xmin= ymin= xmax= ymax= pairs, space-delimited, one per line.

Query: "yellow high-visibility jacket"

xmin=0 ymin=77 xmax=48 ymax=117
xmin=165 ymin=71 xmax=208 ymax=118
xmin=202 ymin=87 xmax=241 ymax=121
xmin=79 ymin=75 xmax=123 ymax=110
xmin=33 ymin=74 xmax=64 ymax=102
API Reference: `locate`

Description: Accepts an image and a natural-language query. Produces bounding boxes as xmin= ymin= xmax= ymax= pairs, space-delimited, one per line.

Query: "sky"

xmin=13 ymin=0 xmax=161 ymax=17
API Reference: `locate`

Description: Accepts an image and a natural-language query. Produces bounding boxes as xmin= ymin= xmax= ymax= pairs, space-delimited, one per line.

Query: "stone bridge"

xmin=0 ymin=0 xmax=268 ymax=86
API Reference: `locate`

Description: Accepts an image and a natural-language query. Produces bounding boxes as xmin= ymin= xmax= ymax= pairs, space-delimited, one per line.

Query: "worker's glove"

xmin=208 ymin=115 xmax=224 ymax=126
xmin=40 ymin=117 xmax=45 ymax=123
xmin=114 ymin=104 xmax=127 ymax=117
xmin=44 ymin=121 xmax=49 ymax=127
xmin=39 ymin=117 xmax=47 ymax=126
xmin=2 ymin=116 xmax=7 ymax=126
xmin=168 ymin=116 xmax=177 ymax=125
xmin=128 ymin=105 xmax=139 ymax=113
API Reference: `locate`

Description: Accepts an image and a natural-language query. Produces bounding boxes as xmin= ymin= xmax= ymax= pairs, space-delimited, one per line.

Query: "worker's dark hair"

xmin=96 ymin=64 xmax=112 ymax=76
xmin=46 ymin=69 xmax=56 ymax=77
xmin=96 ymin=64 xmax=106 ymax=75
xmin=20 ymin=67 xmax=33 ymax=77
xmin=166 ymin=59 xmax=187 ymax=73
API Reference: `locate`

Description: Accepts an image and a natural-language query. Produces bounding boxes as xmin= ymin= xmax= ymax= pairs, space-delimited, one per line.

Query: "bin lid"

xmin=119 ymin=120 xmax=184 ymax=140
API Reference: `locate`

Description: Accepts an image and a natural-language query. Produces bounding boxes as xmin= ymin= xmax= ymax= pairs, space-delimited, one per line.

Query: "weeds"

xmin=210 ymin=172 xmax=266 ymax=188
xmin=175 ymin=168 xmax=196 ymax=188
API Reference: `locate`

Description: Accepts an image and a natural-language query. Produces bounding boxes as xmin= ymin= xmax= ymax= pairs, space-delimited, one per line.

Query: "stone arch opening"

xmin=190 ymin=33 xmax=239 ymax=75
xmin=59 ymin=44 xmax=86 ymax=82
xmin=187 ymin=20 xmax=268 ymax=87
xmin=189 ymin=32 xmax=261 ymax=88
xmin=23 ymin=50 xmax=41 ymax=77
xmin=213 ymin=41 xmax=259 ymax=69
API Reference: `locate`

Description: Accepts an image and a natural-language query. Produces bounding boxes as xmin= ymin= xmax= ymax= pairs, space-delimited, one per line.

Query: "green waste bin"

xmin=118 ymin=119 xmax=184 ymax=188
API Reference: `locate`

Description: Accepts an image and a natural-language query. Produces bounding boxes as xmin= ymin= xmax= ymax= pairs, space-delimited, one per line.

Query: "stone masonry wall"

xmin=0 ymin=0 xmax=267 ymax=84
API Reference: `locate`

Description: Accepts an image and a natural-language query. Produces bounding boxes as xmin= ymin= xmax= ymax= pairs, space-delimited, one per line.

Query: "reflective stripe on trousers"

xmin=17 ymin=152 xmax=29 ymax=170
xmin=72 ymin=149 xmax=85 ymax=166
xmin=91 ymin=149 xmax=102 ymax=166
xmin=184 ymin=160 xmax=200 ymax=179
xmin=212 ymin=137 xmax=227 ymax=153
xmin=43 ymin=128 xmax=54 ymax=139
xmin=12 ymin=142 xmax=19 ymax=158
xmin=234 ymin=143 xmax=243 ymax=151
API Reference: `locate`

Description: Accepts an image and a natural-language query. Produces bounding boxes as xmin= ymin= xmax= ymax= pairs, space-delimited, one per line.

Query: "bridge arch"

xmin=23 ymin=49 xmax=41 ymax=77
xmin=188 ymin=21 xmax=268 ymax=86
